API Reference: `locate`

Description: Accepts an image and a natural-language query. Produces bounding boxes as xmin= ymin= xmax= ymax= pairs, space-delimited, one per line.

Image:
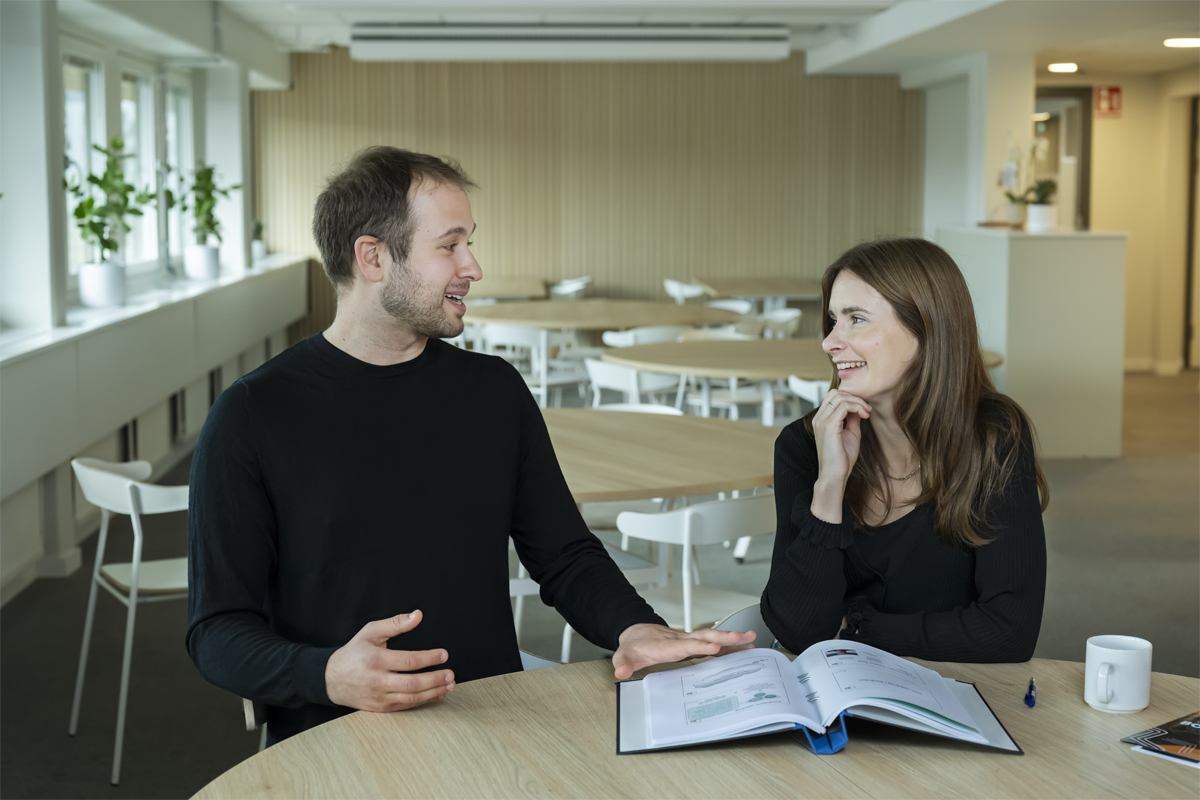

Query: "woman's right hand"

xmin=809 ymin=389 xmax=872 ymax=522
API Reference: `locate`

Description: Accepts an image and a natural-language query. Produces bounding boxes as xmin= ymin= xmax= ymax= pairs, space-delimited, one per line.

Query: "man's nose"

xmin=460 ymin=251 xmax=483 ymax=282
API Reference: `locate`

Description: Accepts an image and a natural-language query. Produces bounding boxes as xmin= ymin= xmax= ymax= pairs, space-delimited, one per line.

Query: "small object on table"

xmin=1025 ymin=677 xmax=1036 ymax=707
xmin=1122 ymin=711 xmax=1200 ymax=767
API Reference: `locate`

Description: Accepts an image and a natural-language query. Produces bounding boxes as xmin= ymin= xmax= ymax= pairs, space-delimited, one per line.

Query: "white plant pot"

xmin=1025 ymin=204 xmax=1058 ymax=234
xmin=185 ymin=244 xmax=221 ymax=280
xmin=251 ymin=239 xmax=267 ymax=263
xmin=78 ymin=262 xmax=126 ymax=308
xmin=1006 ymin=203 xmax=1026 ymax=229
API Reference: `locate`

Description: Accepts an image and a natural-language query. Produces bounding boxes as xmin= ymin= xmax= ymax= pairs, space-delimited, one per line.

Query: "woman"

xmin=761 ymin=238 xmax=1048 ymax=662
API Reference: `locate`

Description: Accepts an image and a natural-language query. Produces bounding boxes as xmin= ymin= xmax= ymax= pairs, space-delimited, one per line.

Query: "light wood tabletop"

xmin=471 ymin=277 xmax=547 ymax=300
xmin=193 ymin=657 xmax=1200 ymax=800
xmin=602 ymin=339 xmax=1005 ymax=426
xmin=695 ymin=276 xmax=823 ymax=303
xmin=543 ymin=408 xmax=777 ymax=503
xmin=465 ymin=299 xmax=740 ymax=330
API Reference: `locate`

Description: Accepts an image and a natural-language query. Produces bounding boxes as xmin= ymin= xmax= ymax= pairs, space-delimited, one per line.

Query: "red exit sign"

xmin=1095 ymin=86 xmax=1122 ymax=119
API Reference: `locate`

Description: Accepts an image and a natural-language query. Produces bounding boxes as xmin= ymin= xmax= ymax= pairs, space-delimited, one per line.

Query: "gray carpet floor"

xmin=2 ymin=372 xmax=1196 ymax=799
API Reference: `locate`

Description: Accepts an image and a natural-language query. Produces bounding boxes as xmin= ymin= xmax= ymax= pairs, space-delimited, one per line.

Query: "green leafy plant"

xmin=1005 ymin=178 xmax=1058 ymax=206
xmin=64 ymin=136 xmax=154 ymax=263
xmin=252 ymin=220 xmax=264 ymax=240
xmin=189 ymin=163 xmax=241 ymax=245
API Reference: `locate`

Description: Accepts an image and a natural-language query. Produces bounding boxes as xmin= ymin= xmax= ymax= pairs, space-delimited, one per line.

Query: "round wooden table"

xmin=193 ymin=658 xmax=1199 ymax=799
xmin=471 ymin=276 xmax=547 ymax=300
xmin=543 ymin=408 xmax=776 ymax=503
xmin=603 ymin=339 xmax=1004 ymax=426
xmin=465 ymin=299 xmax=740 ymax=329
xmin=695 ymin=276 xmax=823 ymax=312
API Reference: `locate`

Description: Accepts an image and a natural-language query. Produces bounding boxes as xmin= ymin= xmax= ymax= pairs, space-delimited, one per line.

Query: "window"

xmin=165 ymin=83 xmax=193 ymax=261
xmin=120 ymin=72 xmax=157 ymax=269
xmin=62 ymin=55 xmax=103 ymax=274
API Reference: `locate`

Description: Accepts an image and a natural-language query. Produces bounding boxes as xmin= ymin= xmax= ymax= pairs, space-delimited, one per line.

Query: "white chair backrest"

xmin=602 ymin=326 xmax=691 ymax=347
xmin=71 ymin=458 xmax=189 ymax=516
xmin=706 ymin=299 xmax=754 ymax=315
xmin=714 ymin=603 xmax=777 ymax=647
xmin=763 ymin=308 xmax=802 ymax=339
xmin=663 ymin=279 xmax=707 ymax=304
xmin=584 ymin=359 xmax=640 ymax=405
xmin=549 ymin=276 xmax=592 ymax=300
xmin=616 ymin=492 xmax=775 ymax=548
xmin=787 ymin=376 xmax=830 ymax=407
xmin=678 ymin=327 xmax=757 ymax=342
xmin=483 ymin=323 xmax=543 ymax=351
xmin=596 ymin=403 xmax=683 ymax=415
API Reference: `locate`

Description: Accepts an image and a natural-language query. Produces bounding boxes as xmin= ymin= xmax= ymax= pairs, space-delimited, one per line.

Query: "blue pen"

xmin=1024 ymin=677 xmax=1036 ymax=708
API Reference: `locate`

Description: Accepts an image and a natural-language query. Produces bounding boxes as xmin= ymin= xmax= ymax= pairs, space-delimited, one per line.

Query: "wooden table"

xmin=471 ymin=276 xmax=547 ymax=300
xmin=542 ymin=408 xmax=776 ymax=503
xmin=466 ymin=299 xmax=739 ymax=330
xmin=193 ymin=658 xmax=1200 ymax=799
xmin=604 ymin=339 xmax=1004 ymax=426
xmin=695 ymin=276 xmax=823 ymax=312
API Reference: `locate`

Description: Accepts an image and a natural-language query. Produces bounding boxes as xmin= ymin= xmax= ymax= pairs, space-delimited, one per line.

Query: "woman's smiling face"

xmin=822 ymin=270 xmax=920 ymax=406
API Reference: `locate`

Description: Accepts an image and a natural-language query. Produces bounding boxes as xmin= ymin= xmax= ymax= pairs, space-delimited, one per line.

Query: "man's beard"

xmin=379 ymin=258 xmax=463 ymax=339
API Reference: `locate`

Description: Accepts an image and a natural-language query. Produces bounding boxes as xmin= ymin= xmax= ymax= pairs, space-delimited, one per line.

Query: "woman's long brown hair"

xmin=815 ymin=238 xmax=1050 ymax=547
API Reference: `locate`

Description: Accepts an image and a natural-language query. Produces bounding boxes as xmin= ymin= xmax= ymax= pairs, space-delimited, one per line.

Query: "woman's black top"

xmin=761 ymin=408 xmax=1046 ymax=662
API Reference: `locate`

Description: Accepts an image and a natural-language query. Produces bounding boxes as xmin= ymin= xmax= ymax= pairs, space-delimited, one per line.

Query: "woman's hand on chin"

xmin=810 ymin=389 xmax=872 ymax=521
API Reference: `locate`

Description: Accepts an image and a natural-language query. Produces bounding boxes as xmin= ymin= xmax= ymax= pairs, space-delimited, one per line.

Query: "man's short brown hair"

xmin=312 ymin=147 xmax=477 ymax=291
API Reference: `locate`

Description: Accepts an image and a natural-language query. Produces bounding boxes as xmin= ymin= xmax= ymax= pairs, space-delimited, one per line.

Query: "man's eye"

xmin=467 ymin=240 xmax=474 ymax=247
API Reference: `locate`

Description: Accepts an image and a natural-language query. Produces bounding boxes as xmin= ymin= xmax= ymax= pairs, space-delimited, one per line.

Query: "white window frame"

xmin=56 ymin=28 xmax=196 ymax=307
xmin=164 ymin=70 xmax=194 ymax=272
xmin=116 ymin=55 xmax=160 ymax=278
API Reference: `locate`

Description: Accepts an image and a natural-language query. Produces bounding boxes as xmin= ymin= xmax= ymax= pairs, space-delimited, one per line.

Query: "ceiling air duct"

xmin=349 ymin=23 xmax=791 ymax=62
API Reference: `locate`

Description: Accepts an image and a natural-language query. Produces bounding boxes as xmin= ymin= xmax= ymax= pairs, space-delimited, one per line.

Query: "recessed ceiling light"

xmin=1164 ymin=38 xmax=1200 ymax=48
xmin=1048 ymin=63 xmax=1078 ymax=73
xmin=1032 ymin=112 xmax=1051 ymax=122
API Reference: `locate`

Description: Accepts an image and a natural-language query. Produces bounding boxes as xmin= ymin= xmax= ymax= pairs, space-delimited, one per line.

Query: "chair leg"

xmin=732 ymin=536 xmax=752 ymax=563
xmin=513 ymin=564 xmax=529 ymax=641
xmin=561 ymin=624 xmax=574 ymax=663
xmin=69 ymin=511 xmax=111 ymax=737
xmin=258 ymin=724 xmax=268 ymax=753
xmin=111 ymin=592 xmax=138 ymax=785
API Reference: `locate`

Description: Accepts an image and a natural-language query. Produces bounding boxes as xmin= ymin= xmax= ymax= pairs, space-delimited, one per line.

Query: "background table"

xmin=695 ymin=276 xmax=823 ymax=312
xmin=466 ymin=299 xmax=739 ymax=329
xmin=604 ymin=339 xmax=1004 ymax=425
xmin=470 ymin=276 xmax=547 ymax=300
xmin=194 ymin=658 xmax=1199 ymax=799
xmin=542 ymin=408 xmax=776 ymax=503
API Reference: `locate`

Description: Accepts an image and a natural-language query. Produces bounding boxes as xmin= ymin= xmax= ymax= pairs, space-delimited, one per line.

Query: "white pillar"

xmin=203 ymin=63 xmax=251 ymax=273
xmin=0 ymin=0 xmax=67 ymax=329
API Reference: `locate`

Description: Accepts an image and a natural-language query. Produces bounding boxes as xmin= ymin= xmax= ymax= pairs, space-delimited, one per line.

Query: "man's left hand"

xmin=612 ymin=623 xmax=756 ymax=680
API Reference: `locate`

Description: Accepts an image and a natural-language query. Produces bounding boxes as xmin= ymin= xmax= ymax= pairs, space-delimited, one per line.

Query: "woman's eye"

xmin=852 ymin=316 xmax=865 ymax=324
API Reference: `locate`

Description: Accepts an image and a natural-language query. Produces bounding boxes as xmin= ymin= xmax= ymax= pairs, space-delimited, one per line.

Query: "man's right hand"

xmin=325 ymin=610 xmax=455 ymax=712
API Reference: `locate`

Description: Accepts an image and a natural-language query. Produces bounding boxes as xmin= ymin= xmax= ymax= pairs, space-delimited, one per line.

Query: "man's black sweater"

xmin=186 ymin=334 xmax=663 ymax=740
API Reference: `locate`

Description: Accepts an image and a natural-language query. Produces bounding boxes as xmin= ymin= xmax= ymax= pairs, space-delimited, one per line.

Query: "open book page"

xmin=642 ymin=648 xmax=820 ymax=747
xmin=794 ymin=642 xmax=986 ymax=743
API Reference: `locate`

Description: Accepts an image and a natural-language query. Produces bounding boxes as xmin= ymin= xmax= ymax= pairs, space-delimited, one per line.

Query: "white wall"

xmin=922 ymin=77 xmax=970 ymax=240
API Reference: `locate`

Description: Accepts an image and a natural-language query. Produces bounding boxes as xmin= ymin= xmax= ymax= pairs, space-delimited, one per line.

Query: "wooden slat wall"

xmin=256 ymin=49 xmax=924 ymax=343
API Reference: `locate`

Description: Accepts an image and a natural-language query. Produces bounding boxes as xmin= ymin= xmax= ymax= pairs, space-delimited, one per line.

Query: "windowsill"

xmin=0 ymin=254 xmax=308 ymax=366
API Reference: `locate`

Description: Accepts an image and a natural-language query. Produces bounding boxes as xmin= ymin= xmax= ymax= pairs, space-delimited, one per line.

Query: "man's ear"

xmin=353 ymin=235 xmax=388 ymax=285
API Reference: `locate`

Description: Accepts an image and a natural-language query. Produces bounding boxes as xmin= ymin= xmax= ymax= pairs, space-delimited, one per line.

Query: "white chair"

xmin=663 ymin=279 xmax=708 ymax=305
xmin=762 ymin=308 xmax=802 ymax=339
xmin=601 ymin=326 xmax=691 ymax=347
xmin=483 ymin=324 xmax=588 ymax=408
xmin=549 ymin=276 xmax=592 ymax=300
xmin=520 ymin=650 xmax=561 ymax=670
xmin=677 ymin=328 xmax=785 ymax=422
xmin=615 ymin=494 xmax=776 ymax=634
xmin=705 ymin=299 xmax=755 ymax=315
xmin=68 ymin=458 xmax=189 ymax=786
xmin=788 ymin=375 xmax=830 ymax=414
xmin=713 ymin=603 xmax=777 ymax=648
xmin=584 ymin=358 xmax=678 ymax=408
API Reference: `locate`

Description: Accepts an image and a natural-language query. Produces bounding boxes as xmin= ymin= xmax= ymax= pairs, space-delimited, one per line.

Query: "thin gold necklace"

xmin=887 ymin=463 xmax=921 ymax=481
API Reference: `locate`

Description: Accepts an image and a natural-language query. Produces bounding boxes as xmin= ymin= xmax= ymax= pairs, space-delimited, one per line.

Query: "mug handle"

xmin=1097 ymin=662 xmax=1114 ymax=703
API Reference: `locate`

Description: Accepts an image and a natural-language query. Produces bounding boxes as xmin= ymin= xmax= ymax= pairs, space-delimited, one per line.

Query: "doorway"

xmin=1035 ymin=87 xmax=1093 ymax=231
xmin=1186 ymin=96 xmax=1198 ymax=369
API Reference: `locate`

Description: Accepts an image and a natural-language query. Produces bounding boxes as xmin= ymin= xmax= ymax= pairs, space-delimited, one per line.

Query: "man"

xmin=186 ymin=147 xmax=752 ymax=743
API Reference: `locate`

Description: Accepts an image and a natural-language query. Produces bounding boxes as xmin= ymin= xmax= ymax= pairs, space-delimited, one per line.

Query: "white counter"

xmin=938 ymin=227 xmax=1128 ymax=459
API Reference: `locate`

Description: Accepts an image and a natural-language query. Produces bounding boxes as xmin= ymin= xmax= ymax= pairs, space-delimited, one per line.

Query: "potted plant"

xmin=1022 ymin=179 xmax=1058 ymax=234
xmin=251 ymin=220 xmax=266 ymax=263
xmin=184 ymin=163 xmax=241 ymax=280
xmin=64 ymin=137 xmax=154 ymax=307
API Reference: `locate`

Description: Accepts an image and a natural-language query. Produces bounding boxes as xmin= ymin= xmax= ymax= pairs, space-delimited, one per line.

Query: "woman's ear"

xmin=354 ymin=236 xmax=388 ymax=285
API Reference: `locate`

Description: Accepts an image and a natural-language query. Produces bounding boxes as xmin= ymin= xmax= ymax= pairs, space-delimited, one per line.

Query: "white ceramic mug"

xmin=1084 ymin=635 xmax=1152 ymax=713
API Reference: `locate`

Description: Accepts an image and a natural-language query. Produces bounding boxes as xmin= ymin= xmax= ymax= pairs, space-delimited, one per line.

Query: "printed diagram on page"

xmin=800 ymin=648 xmax=950 ymax=716
xmin=672 ymin=653 xmax=793 ymax=727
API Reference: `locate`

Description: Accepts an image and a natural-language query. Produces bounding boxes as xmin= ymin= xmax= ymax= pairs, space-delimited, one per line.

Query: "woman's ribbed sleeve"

xmin=760 ymin=423 xmax=855 ymax=653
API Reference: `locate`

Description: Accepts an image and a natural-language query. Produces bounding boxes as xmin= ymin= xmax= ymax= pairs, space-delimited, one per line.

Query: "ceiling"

xmin=79 ymin=0 xmax=1195 ymax=77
